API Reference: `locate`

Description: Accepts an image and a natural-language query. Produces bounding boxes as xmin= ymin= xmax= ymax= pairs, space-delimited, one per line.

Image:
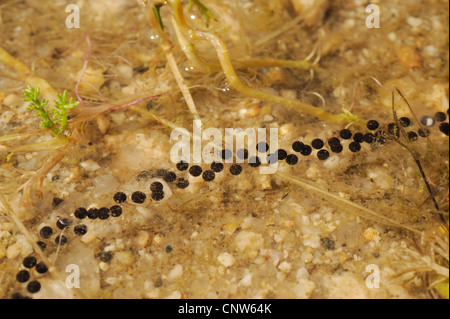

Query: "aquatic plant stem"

xmin=146 ymin=4 xmax=201 ymax=122
xmin=168 ymin=0 xmax=347 ymax=125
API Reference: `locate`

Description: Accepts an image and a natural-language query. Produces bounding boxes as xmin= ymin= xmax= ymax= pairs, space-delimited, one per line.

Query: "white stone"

xmin=323 ymin=155 xmax=340 ymax=169
xmin=232 ymin=231 xmax=264 ymax=256
xmin=423 ymin=45 xmax=438 ymax=57
xmin=3 ymin=94 xmax=19 ymax=107
xmin=278 ymin=261 xmax=292 ymax=273
xmin=388 ymin=32 xmax=397 ymax=42
xmin=218 ymin=252 xmax=235 ymax=267
xmin=6 ymin=243 xmax=21 ymax=259
xmin=296 ymin=267 xmax=310 ymax=280
xmin=117 ymin=64 xmax=133 ymax=78
xmin=110 ymin=112 xmax=126 ymax=125
xmin=99 ymin=262 xmax=110 ymax=271
xmin=167 ymin=264 xmax=183 ymax=280
xmin=79 ymin=159 xmax=101 ymax=172
xmin=407 ymin=16 xmax=422 ymax=28
xmin=301 ymin=251 xmax=314 ymax=263
xmin=239 ymin=273 xmax=253 ymax=287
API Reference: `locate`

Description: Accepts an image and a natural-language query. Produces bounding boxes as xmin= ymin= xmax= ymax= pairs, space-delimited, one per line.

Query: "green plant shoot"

xmin=52 ymin=90 xmax=80 ymax=132
xmin=23 ymin=86 xmax=79 ymax=136
xmin=23 ymin=86 xmax=54 ymax=130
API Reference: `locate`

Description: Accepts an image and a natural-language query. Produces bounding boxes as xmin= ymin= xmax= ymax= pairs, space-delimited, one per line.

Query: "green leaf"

xmin=153 ymin=5 xmax=164 ymax=31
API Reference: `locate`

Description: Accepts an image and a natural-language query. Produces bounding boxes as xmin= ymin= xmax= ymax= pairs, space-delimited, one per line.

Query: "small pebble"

xmin=3 ymin=94 xmax=19 ymax=107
